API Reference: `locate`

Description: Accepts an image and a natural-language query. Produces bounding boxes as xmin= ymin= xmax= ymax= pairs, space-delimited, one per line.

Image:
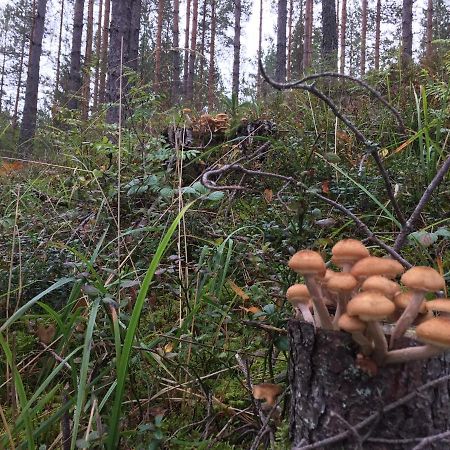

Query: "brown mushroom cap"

xmin=326 ymin=272 xmax=358 ymax=293
xmin=394 ymin=291 xmax=427 ymax=314
xmin=286 ymin=284 xmax=310 ymax=305
xmin=425 ymin=299 xmax=450 ymax=314
xmin=401 ymin=267 xmax=445 ymax=292
xmin=351 ymin=256 xmax=405 ymax=280
xmin=338 ymin=313 xmax=366 ymax=332
xmin=347 ymin=291 xmax=395 ymax=321
xmin=252 ymin=383 xmax=283 ymax=406
xmin=361 ymin=276 xmax=401 ymax=299
xmin=288 ymin=250 xmax=326 ymax=277
xmin=331 ymin=239 xmax=370 ymax=266
xmin=415 ymin=317 xmax=450 ymax=348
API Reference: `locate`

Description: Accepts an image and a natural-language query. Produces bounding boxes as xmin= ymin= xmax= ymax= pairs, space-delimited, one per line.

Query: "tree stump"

xmin=288 ymin=319 xmax=450 ymax=449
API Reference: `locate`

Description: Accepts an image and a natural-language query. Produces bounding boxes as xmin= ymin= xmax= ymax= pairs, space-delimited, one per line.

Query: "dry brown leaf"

xmin=228 ymin=280 xmax=250 ymax=302
xmin=263 ymin=188 xmax=273 ymax=203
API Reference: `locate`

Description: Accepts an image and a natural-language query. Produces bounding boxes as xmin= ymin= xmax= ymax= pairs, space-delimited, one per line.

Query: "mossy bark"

xmin=288 ymin=320 xmax=450 ymax=449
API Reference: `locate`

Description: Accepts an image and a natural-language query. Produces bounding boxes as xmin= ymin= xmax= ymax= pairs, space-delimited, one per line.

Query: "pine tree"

xmin=82 ymin=0 xmax=95 ymax=119
xmin=99 ymin=0 xmax=111 ymax=104
xmin=172 ymin=0 xmax=182 ymax=103
xmin=374 ymin=0 xmax=381 ymax=70
xmin=321 ymin=0 xmax=338 ymax=70
xmin=186 ymin=0 xmax=198 ymax=102
xmin=232 ymin=0 xmax=241 ymax=99
xmin=208 ymin=0 xmax=216 ymax=109
xmin=401 ymin=0 xmax=413 ymax=64
xmin=276 ymin=0 xmax=287 ymax=81
xmin=340 ymin=0 xmax=347 ymax=73
xmin=360 ymin=0 xmax=368 ymax=74
xmin=304 ymin=0 xmax=313 ymax=70
xmin=183 ymin=0 xmax=191 ymax=96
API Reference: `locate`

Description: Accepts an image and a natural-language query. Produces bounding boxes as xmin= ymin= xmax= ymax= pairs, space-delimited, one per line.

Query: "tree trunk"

xmin=257 ymin=0 xmax=263 ymax=96
xmin=198 ymin=0 xmax=207 ymax=103
xmin=360 ymin=0 xmax=367 ymax=75
xmin=207 ymin=0 xmax=216 ymax=110
xmin=186 ymin=0 xmax=198 ymax=102
xmin=172 ymin=0 xmax=182 ymax=104
xmin=296 ymin=0 xmax=304 ymax=75
xmin=154 ymin=0 xmax=164 ymax=91
xmin=82 ymin=0 xmax=95 ymax=119
xmin=12 ymin=35 xmax=26 ymax=129
xmin=401 ymin=0 xmax=413 ymax=65
xmin=287 ymin=0 xmax=293 ymax=81
xmin=232 ymin=0 xmax=241 ymax=100
xmin=321 ymin=0 xmax=338 ymax=70
xmin=339 ymin=0 xmax=347 ymax=73
xmin=425 ymin=0 xmax=433 ymax=61
xmin=0 ymin=27 xmax=8 ymax=114
xmin=288 ymin=320 xmax=450 ymax=448
xmin=303 ymin=0 xmax=313 ymax=71
xmin=93 ymin=0 xmax=104 ymax=110
xmin=67 ymin=0 xmax=85 ymax=111
xmin=18 ymin=0 xmax=47 ymax=155
xmin=128 ymin=0 xmax=141 ymax=72
xmin=374 ymin=0 xmax=381 ymax=70
xmin=54 ymin=0 xmax=64 ymax=103
xmin=275 ymin=0 xmax=287 ymax=82
xmin=99 ymin=0 xmax=111 ymax=104
xmin=183 ymin=0 xmax=191 ymax=97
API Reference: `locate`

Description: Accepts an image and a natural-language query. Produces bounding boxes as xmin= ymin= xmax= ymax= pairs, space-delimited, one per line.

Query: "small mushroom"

xmin=252 ymin=383 xmax=283 ymax=407
xmin=361 ymin=276 xmax=401 ymax=300
xmin=326 ymin=272 xmax=358 ymax=327
xmin=390 ymin=267 xmax=445 ymax=348
xmin=351 ymin=256 xmax=405 ymax=282
xmin=37 ymin=323 xmax=56 ymax=345
xmin=331 ymin=239 xmax=370 ymax=273
xmin=286 ymin=284 xmax=315 ymax=324
xmin=425 ymin=299 xmax=450 ymax=318
xmin=288 ymin=250 xmax=333 ymax=329
xmin=338 ymin=313 xmax=372 ymax=355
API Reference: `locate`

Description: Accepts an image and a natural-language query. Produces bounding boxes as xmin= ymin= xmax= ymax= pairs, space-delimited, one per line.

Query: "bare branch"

xmin=412 ymin=430 xmax=450 ymax=450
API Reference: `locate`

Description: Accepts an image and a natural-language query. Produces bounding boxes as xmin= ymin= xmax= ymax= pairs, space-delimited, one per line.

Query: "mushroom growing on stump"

xmin=390 ymin=266 xmax=445 ymax=348
xmin=351 ymin=256 xmax=405 ymax=282
xmin=288 ymin=250 xmax=333 ymax=329
xmin=331 ymin=239 xmax=370 ymax=273
xmin=347 ymin=291 xmax=395 ymax=365
xmin=361 ymin=275 xmax=401 ymax=300
xmin=337 ymin=313 xmax=372 ymax=355
xmin=326 ymin=272 xmax=358 ymax=327
xmin=252 ymin=383 xmax=283 ymax=407
xmin=286 ymin=284 xmax=314 ymax=324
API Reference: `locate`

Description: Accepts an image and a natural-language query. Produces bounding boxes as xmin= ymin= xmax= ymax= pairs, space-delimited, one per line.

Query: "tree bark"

xmin=172 ymin=0 xmax=182 ymax=104
xmin=287 ymin=0 xmax=293 ymax=81
xmin=425 ymin=0 xmax=433 ymax=61
xmin=154 ymin=0 xmax=164 ymax=91
xmin=360 ymin=0 xmax=367 ymax=75
xmin=257 ymin=0 xmax=263 ymax=96
xmin=128 ymin=0 xmax=141 ymax=72
xmin=99 ymin=0 xmax=111 ymax=104
xmin=93 ymin=0 xmax=104 ymax=110
xmin=18 ymin=0 xmax=47 ymax=155
xmin=67 ymin=0 xmax=85 ymax=111
xmin=276 ymin=0 xmax=287 ymax=82
xmin=288 ymin=320 xmax=450 ymax=448
xmin=207 ymin=0 xmax=216 ymax=110
xmin=374 ymin=0 xmax=381 ymax=70
xmin=82 ymin=0 xmax=95 ymax=119
xmin=303 ymin=0 xmax=313 ymax=71
xmin=183 ymin=0 xmax=191 ymax=97
xmin=339 ymin=0 xmax=347 ymax=73
xmin=0 ymin=25 xmax=8 ymax=114
xmin=232 ymin=0 xmax=241 ymax=100
xmin=54 ymin=0 xmax=64 ymax=103
xmin=12 ymin=34 xmax=26 ymax=129
xmin=401 ymin=0 xmax=413 ymax=65
xmin=321 ymin=0 xmax=338 ymax=70
xmin=198 ymin=0 xmax=208 ymax=102
xmin=186 ymin=0 xmax=198 ymax=102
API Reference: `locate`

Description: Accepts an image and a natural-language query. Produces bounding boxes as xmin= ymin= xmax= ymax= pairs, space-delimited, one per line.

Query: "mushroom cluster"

xmin=287 ymin=239 xmax=448 ymax=366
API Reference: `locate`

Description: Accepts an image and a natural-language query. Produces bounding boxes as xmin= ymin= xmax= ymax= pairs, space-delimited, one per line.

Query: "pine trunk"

xmin=232 ymin=0 xmax=241 ymax=100
xmin=208 ymin=0 xmax=216 ymax=110
xmin=360 ymin=0 xmax=367 ymax=75
xmin=289 ymin=320 xmax=450 ymax=448
xmin=54 ymin=0 xmax=64 ymax=102
xmin=99 ymin=0 xmax=111 ymax=104
xmin=339 ymin=0 xmax=347 ymax=73
xmin=374 ymin=0 xmax=381 ymax=70
xmin=12 ymin=35 xmax=27 ymax=129
xmin=321 ymin=0 xmax=338 ymax=70
xmin=303 ymin=0 xmax=313 ymax=71
xmin=257 ymin=0 xmax=263 ymax=96
xmin=154 ymin=0 xmax=164 ymax=91
xmin=172 ymin=0 xmax=182 ymax=104
xmin=186 ymin=0 xmax=198 ymax=102
xmin=128 ymin=0 xmax=141 ymax=72
xmin=82 ymin=0 xmax=95 ymax=119
xmin=425 ymin=0 xmax=433 ymax=61
xmin=198 ymin=0 xmax=207 ymax=101
xmin=93 ymin=0 xmax=104 ymax=110
xmin=18 ymin=0 xmax=47 ymax=155
xmin=401 ymin=0 xmax=413 ymax=65
xmin=67 ymin=0 xmax=85 ymax=110
xmin=296 ymin=0 xmax=304 ymax=75
xmin=0 ymin=28 xmax=8 ymax=114
xmin=183 ymin=0 xmax=191 ymax=97
xmin=275 ymin=0 xmax=287 ymax=82
xmin=287 ymin=0 xmax=293 ymax=81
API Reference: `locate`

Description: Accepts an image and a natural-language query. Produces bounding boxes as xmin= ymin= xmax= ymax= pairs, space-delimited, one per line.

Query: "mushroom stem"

xmin=351 ymin=332 xmax=373 ymax=356
xmin=333 ymin=295 xmax=349 ymax=329
xmin=304 ymin=275 xmax=333 ymax=330
xmin=384 ymin=345 xmax=443 ymax=365
xmin=297 ymin=304 xmax=315 ymax=325
xmin=366 ymin=321 xmax=388 ymax=365
xmin=389 ymin=291 xmax=425 ymax=348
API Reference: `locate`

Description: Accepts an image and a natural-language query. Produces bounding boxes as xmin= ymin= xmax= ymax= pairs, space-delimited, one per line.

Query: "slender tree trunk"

xmin=172 ymin=0 xmax=182 ymax=104
xmin=198 ymin=0 xmax=207 ymax=100
xmin=154 ymin=0 xmax=164 ymax=91
xmin=374 ymin=0 xmax=381 ymax=70
xmin=232 ymin=0 xmax=241 ymax=100
xmin=257 ymin=0 xmax=263 ymax=96
xmin=360 ymin=0 xmax=367 ymax=75
xmin=401 ymin=0 xmax=413 ymax=65
xmin=18 ymin=0 xmax=48 ymax=155
xmin=0 ymin=28 xmax=8 ymax=114
xmin=82 ymin=0 xmax=95 ymax=119
xmin=208 ymin=0 xmax=216 ymax=110
xmin=12 ymin=35 xmax=27 ymax=129
xmin=321 ymin=0 xmax=338 ymax=70
xmin=128 ymin=0 xmax=141 ymax=72
xmin=287 ymin=0 xmax=293 ymax=81
xmin=183 ymin=0 xmax=191 ymax=97
xmin=339 ymin=0 xmax=347 ymax=73
xmin=93 ymin=0 xmax=104 ymax=110
xmin=276 ymin=0 xmax=287 ymax=82
xmin=67 ymin=0 xmax=85 ymax=110
xmin=303 ymin=0 xmax=313 ymax=71
xmin=425 ymin=0 xmax=433 ymax=61
xmin=297 ymin=0 xmax=304 ymax=74
xmin=99 ymin=0 xmax=111 ymax=104
xmin=54 ymin=0 xmax=64 ymax=102
xmin=186 ymin=0 xmax=198 ymax=102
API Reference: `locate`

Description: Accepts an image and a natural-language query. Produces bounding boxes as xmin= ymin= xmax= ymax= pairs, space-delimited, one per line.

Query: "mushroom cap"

xmin=331 ymin=239 xmax=370 ymax=266
xmin=361 ymin=276 xmax=401 ymax=299
xmin=425 ymin=299 xmax=450 ymax=314
xmin=252 ymin=383 xmax=283 ymax=406
xmin=415 ymin=317 xmax=450 ymax=348
xmin=401 ymin=266 xmax=445 ymax=292
xmin=326 ymin=272 xmax=358 ymax=293
xmin=394 ymin=291 xmax=427 ymax=313
xmin=286 ymin=284 xmax=310 ymax=305
xmin=288 ymin=250 xmax=326 ymax=277
xmin=323 ymin=269 xmax=336 ymax=283
xmin=351 ymin=256 xmax=405 ymax=280
xmin=347 ymin=291 xmax=395 ymax=321
xmin=338 ymin=313 xmax=366 ymax=333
